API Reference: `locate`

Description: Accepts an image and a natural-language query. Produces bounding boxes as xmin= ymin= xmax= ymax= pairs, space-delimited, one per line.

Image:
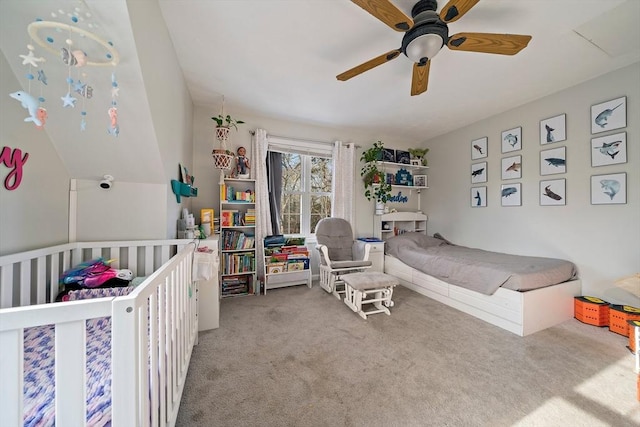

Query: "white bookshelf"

xmin=374 ymin=212 xmax=428 ymax=241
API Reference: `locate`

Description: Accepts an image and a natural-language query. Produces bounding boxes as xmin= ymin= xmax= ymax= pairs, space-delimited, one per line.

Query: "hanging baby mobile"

xmin=9 ymin=2 xmax=120 ymax=136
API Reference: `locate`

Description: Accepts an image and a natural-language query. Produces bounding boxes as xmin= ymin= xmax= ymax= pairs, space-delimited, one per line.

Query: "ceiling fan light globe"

xmin=405 ymin=33 xmax=443 ymax=63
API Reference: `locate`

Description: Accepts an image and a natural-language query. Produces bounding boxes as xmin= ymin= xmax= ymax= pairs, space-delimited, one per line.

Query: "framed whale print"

xmin=501 ymin=126 xmax=522 ymax=153
xmin=591 ymin=132 xmax=627 ymax=167
xmin=471 ymin=186 xmax=487 ymax=207
xmin=501 ymin=155 xmax=522 ymax=180
xmin=540 ymin=113 xmax=566 ymax=145
xmin=540 ymin=178 xmax=566 ymax=206
xmin=591 ymin=172 xmax=626 ymax=205
xmin=540 ymin=146 xmax=566 ymax=176
xmin=471 ymin=137 xmax=488 ymax=160
xmin=591 ymin=96 xmax=626 ymax=134
xmin=501 ymin=183 xmax=521 ymax=207
xmin=471 ymin=161 xmax=487 ymax=184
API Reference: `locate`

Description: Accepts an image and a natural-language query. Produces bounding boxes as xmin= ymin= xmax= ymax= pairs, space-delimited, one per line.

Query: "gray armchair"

xmin=315 ymin=218 xmax=372 ymax=299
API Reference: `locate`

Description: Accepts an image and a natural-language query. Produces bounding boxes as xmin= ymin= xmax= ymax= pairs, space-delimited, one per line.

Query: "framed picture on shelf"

xmin=471 ymin=186 xmax=487 ymax=207
xmin=471 ymin=137 xmax=488 ymax=160
xmin=591 ymin=172 xmax=626 ymax=205
xmin=413 ymin=175 xmax=427 ymax=187
xmin=591 ymin=132 xmax=627 ymax=167
xmin=395 ymin=149 xmax=411 ymax=164
xmin=471 ymin=161 xmax=487 ymax=183
xmin=540 ymin=178 xmax=566 ymax=206
xmin=591 ymin=96 xmax=626 ymax=134
xmin=501 ymin=126 xmax=522 ymax=153
xmin=540 ymin=146 xmax=566 ymax=175
xmin=382 ymin=148 xmax=395 ymax=162
xmin=501 ymin=155 xmax=522 ymax=180
xmin=540 ymin=113 xmax=566 ymax=145
xmin=410 ymin=159 xmax=422 ymax=166
xmin=501 ymin=183 xmax=521 ymax=207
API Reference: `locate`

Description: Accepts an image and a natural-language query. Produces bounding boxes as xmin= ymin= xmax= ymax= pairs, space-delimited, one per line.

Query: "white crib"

xmin=0 ymin=239 xmax=198 ymax=427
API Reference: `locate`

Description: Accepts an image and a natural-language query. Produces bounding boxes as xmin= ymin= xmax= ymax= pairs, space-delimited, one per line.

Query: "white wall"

xmin=424 ymin=63 xmax=639 ymax=306
xmin=0 ymin=51 xmax=70 ymax=255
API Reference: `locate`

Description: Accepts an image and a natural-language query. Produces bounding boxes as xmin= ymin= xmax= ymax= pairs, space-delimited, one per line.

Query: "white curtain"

xmin=331 ymin=141 xmax=356 ymax=227
xmin=254 ymin=128 xmax=271 ymax=281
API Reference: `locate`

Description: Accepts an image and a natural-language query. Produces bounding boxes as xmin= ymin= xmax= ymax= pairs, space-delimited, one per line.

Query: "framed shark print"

xmin=540 ymin=146 xmax=566 ymax=176
xmin=471 ymin=161 xmax=487 ymax=183
xmin=501 ymin=126 xmax=521 ymax=153
xmin=591 ymin=172 xmax=626 ymax=205
xmin=591 ymin=96 xmax=626 ymax=134
xmin=471 ymin=137 xmax=488 ymax=160
xmin=501 ymin=183 xmax=521 ymax=207
xmin=540 ymin=178 xmax=566 ymax=206
xmin=591 ymin=132 xmax=627 ymax=167
xmin=540 ymin=113 xmax=566 ymax=145
xmin=471 ymin=186 xmax=487 ymax=207
xmin=501 ymin=155 xmax=522 ymax=180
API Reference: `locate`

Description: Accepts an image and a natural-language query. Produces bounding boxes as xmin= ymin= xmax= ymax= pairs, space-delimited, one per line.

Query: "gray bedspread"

xmin=385 ymin=233 xmax=578 ymax=295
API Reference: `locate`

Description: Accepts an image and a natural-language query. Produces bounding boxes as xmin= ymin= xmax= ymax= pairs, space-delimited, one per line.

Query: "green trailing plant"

xmin=408 ymin=148 xmax=429 ymax=166
xmin=361 ymin=140 xmax=393 ymax=203
xmin=211 ymin=114 xmax=245 ymax=130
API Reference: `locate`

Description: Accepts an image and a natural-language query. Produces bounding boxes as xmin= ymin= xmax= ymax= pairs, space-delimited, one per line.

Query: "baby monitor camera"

xmin=99 ymin=175 xmax=114 ymax=190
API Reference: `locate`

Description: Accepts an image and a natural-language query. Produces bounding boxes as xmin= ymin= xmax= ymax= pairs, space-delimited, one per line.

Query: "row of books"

xmin=221 ymin=230 xmax=255 ymax=250
xmin=265 ymin=259 xmax=310 ymax=274
xmin=245 ymin=208 xmax=255 ymax=226
xmin=221 ymin=251 xmax=255 ymax=275
xmin=220 ymin=184 xmax=255 ymax=202
xmin=221 ymin=275 xmax=253 ymax=296
xmin=220 ymin=210 xmax=253 ymax=227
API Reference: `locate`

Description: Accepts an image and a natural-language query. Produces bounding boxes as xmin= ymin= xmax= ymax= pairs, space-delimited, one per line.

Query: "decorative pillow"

xmin=67 ymin=286 xmax=134 ymax=301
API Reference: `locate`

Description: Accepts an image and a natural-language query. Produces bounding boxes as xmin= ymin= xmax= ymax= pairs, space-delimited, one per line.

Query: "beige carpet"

xmin=176 ymin=283 xmax=640 ymax=427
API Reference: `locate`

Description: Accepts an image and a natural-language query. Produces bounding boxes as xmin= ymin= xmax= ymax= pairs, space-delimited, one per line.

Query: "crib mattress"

xmin=24 ymin=318 xmax=112 ymax=427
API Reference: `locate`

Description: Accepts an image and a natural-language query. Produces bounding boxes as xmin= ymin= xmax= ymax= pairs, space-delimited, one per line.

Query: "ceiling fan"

xmin=337 ymin=0 xmax=532 ymax=96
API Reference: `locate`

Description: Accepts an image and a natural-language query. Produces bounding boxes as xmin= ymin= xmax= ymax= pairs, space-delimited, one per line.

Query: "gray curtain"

xmin=267 ymin=151 xmax=282 ymax=235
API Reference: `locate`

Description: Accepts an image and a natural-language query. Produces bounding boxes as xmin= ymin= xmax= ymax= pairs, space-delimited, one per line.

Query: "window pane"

xmin=282 ymin=153 xmax=302 ymax=192
xmin=281 ymin=194 xmax=301 ymax=234
xmin=311 ymin=157 xmax=332 ymax=192
xmin=310 ymin=195 xmax=331 ymax=233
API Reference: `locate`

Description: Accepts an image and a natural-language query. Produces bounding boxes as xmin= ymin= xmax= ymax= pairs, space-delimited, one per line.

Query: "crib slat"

xmin=160 ymin=245 xmax=170 ymax=265
xmin=0 ymin=329 xmax=23 ymax=427
xmin=158 ymin=281 xmax=167 ymax=424
xmin=1 ymin=265 xmax=14 ymax=308
xmin=55 ymin=320 xmax=87 ymax=427
xmin=145 ymin=245 xmax=154 ymax=276
xmin=91 ymin=247 xmax=101 ymax=260
xmin=109 ymin=247 xmax=120 ymax=269
xmin=36 ymin=256 xmax=46 ymax=304
xmin=112 ymin=297 xmax=139 ymax=425
xmin=20 ymin=260 xmax=31 ymax=306
xmin=149 ymin=291 xmax=159 ymax=427
xmin=128 ymin=246 xmax=137 ymax=276
xmin=138 ymin=302 xmax=151 ymax=427
xmin=49 ymin=253 xmax=60 ymax=303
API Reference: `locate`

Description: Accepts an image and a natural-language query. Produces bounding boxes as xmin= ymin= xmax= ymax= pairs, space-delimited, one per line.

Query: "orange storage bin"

xmin=628 ymin=320 xmax=640 ymax=354
xmin=609 ymin=304 xmax=640 ymax=337
xmin=574 ymin=296 xmax=609 ymax=327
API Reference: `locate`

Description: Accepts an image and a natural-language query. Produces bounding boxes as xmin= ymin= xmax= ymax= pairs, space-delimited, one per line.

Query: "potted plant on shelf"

xmin=211 ymin=108 xmax=244 ymax=171
xmin=408 ymin=148 xmax=429 ymax=166
xmin=361 ymin=141 xmax=393 ymax=213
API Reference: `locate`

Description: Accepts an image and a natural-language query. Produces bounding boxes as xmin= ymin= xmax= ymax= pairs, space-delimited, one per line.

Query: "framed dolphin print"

xmin=501 ymin=126 xmax=522 ymax=153
xmin=591 ymin=96 xmax=626 ymax=134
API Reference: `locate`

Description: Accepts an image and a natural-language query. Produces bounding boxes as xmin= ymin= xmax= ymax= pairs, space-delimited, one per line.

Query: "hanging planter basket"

xmin=212 ymin=150 xmax=233 ymax=170
xmin=215 ymin=126 xmax=230 ymax=142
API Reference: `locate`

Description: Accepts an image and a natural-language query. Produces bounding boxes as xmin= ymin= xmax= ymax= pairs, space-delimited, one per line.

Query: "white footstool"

xmin=341 ymin=272 xmax=398 ymax=319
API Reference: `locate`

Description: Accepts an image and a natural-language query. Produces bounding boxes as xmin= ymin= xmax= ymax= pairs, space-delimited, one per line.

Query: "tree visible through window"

xmin=280 ymin=153 xmax=332 ymax=235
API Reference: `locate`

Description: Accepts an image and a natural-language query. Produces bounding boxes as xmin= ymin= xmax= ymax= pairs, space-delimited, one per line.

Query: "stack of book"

xmin=245 ymin=208 xmax=255 ymax=225
xmin=221 ymin=275 xmax=252 ymax=296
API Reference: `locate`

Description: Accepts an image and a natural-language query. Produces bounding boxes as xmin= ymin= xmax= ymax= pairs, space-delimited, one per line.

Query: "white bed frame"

xmin=385 ymin=255 xmax=582 ymax=336
xmin=0 ymin=239 xmax=197 ymax=426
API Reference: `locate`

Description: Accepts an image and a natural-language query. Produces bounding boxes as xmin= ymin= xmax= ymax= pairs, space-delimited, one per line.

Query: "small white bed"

xmin=383 ymin=233 xmax=582 ymax=336
xmin=0 ymin=239 xmax=199 ymax=426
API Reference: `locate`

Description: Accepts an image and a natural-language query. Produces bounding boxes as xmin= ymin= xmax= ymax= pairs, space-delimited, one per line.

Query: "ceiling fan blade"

xmin=439 ymin=0 xmax=480 ymax=23
xmin=352 ymin=0 xmax=413 ymax=32
xmin=337 ymin=49 xmax=401 ymax=81
xmin=447 ymin=32 xmax=532 ymax=55
xmin=411 ymin=60 xmax=430 ymax=96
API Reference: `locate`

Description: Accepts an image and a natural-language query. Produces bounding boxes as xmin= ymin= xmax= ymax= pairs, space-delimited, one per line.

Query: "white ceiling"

xmin=159 ymin=0 xmax=640 ymax=141
xmin=1 ymin=0 xmax=639 ymax=184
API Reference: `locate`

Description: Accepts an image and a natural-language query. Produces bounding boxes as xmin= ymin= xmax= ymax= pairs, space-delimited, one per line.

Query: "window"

xmin=280 ymin=153 xmax=332 ymax=235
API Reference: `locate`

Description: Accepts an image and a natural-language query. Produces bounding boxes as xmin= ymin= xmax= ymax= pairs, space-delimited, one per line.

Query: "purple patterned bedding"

xmin=23 ymin=318 xmax=113 ymax=427
xmin=23 ymin=287 xmax=133 ymax=426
